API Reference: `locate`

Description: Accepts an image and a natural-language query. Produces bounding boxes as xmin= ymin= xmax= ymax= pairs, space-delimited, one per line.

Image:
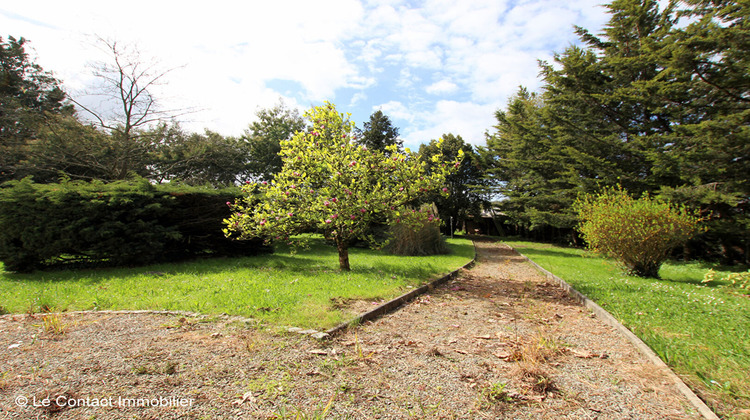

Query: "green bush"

xmin=574 ymin=188 xmax=702 ymax=278
xmin=385 ymin=206 xmax=450 ymax=256
xmin=0 ymin=178 xmax=269 ymax=272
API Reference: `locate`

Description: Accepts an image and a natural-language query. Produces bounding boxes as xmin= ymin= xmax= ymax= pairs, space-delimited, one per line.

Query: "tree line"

xmin=0 ymin=36 xmax=489 ymax=235
xmin=481 ymin=0 xmax=748 ymax=263
xmin=0 ymin=36 xmax=305 ymax=185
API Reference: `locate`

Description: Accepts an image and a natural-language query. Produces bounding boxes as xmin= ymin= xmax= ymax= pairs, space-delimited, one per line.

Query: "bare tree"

xmin=70 ymin=37 xmax=193 ymax=179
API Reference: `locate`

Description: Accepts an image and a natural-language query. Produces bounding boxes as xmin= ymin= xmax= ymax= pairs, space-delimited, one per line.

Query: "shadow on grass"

xmin=2 ymin=240 xmax=474 ymax=286
xmin=509 ymin=242 xmax=737 ymax=290
xmin=509 ymin=246 xmax=590 ymax=262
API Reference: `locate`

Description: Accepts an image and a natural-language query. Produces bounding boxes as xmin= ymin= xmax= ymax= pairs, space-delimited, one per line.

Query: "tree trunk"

xmin=336 ymin=238 xmax=351 ymax=271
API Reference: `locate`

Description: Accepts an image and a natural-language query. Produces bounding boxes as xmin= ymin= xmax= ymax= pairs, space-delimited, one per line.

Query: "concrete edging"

xmin=507 ymin=245 xmax=719 ymax=420
xmin=325 ymin=241 xmax=478 ymax=337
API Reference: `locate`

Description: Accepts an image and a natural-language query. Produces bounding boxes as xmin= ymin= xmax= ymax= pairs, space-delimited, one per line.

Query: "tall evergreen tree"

xmin=483 ymin=88 xmax=577 ymax=231
xmin=355 ymin=110 xmax=402 ymax=153
xmin=0 ymin=36 xmax=70 ymax=182
xmin=540 ymin=0 xmax=676 ymax=195
xmin=419 ymin=133 xmax=490 ymax=233
xmin=655 ymin=0 xmax=750 ymax=261
xmin=485 ymin=0 xmax=749 ymax=260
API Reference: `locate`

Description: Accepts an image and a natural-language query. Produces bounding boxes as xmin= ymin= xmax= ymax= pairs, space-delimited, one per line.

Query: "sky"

xmin=0 ymin=0 xmax=611 ymax=149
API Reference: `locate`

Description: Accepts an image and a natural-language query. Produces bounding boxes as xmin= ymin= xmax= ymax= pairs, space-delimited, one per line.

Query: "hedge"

xmin=0 ymin=178 xmax=270 ymax=272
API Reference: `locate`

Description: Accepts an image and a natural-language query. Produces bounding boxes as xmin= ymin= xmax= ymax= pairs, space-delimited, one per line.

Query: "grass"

xmin=0 ymin=236 xmax=474 ymax=329
xmin=503 ymin=239 xmax=750 ymax=419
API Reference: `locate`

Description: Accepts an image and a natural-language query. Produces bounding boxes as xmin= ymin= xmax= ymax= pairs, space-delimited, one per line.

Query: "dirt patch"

xmin=0 ymin=241 xmax=702 ymax=419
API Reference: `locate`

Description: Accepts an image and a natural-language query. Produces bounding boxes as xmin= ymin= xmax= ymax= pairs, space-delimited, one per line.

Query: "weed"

xmin=274 ymin=392 xmax=335 ymax=419
xmin=132 ymin=365 xmax=150 ymax=375
xmin=481 ymin=382 xmax=513 ymax=403
xmin=42 ymin=314 xmax=66 ymax=335
xmin=508 ymin=331 xmax=566 ymax=365
xmin=511 ymin=361 xmax=556 ymax=395
xmin=353 ymin=332 xmax=375 ymax=360
xmin=0 ymin=371 xmax=8 ymax=390
xmin=131 ymin=361 xmax=178 ymax=375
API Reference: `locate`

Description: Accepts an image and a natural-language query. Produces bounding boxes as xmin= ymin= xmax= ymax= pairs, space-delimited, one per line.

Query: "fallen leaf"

xmin=232 ymin=391 xmax=256 ymax=406
xmin=474 ymin=334 xmax=492 ymax=340
xmin=309 ymin=349 xmax=328 ymax=356
xmin=572 ymin=349 xmax=598 ymax=359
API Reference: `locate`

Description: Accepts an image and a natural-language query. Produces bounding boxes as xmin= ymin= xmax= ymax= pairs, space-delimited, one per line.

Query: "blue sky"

xmin=0 ymin=0 xmax=611 ymax=148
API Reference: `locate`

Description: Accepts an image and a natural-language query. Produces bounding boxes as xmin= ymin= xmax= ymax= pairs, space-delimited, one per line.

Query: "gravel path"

xmin=0 ymin=239 xmax=702 ymax=419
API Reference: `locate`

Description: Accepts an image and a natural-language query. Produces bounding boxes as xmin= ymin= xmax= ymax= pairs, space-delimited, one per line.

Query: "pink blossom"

xmin=442 ymin=187 xmax=448 ymax=193
xmin=288 ymin=212 xmax=293 ymax=217
xmin=360 ymin=208 xmax=366 ymax=213
xmin=350 ymin=215 xmax=356 ymax=220
xmin=226 ymin=201 xmax=231 ymax=206
xmin=324 ymin=200 xmax=330 ymax=206
xmin=399 ymin=187 xmax=404 ymax=191
xmin=325 ymin=219 xmax=332 ymax=224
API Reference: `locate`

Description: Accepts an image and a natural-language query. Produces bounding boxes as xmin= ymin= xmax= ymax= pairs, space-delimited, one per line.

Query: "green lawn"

xmin=0 ymin=236 xmax=474 ymax=329
xmin=503 ymin=239 xmax=750 ymax=419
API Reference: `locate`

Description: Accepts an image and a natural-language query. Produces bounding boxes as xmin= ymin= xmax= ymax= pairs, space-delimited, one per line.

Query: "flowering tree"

xmin=224 ymin=102 xmax=461 ymax=271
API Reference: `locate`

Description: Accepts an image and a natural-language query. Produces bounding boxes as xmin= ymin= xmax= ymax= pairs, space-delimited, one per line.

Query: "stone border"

xmin=507 ymin=245 xmax=719 ymax=420
xmin=324 ymin=242 xmax=478 ymax=338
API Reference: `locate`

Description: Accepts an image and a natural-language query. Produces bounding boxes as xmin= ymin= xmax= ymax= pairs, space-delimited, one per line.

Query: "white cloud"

xmin=425 ymin=79 xmax=459 ymax=95
xmin=1 ymin=0 xmax=612 ymax=141
xmin=400 ymin=100 xmax=497 ymax=148
xmin=375 ymin=100 xmax=415 ymax=123
xmin=350 ymin=92 xmax=368 ymax=107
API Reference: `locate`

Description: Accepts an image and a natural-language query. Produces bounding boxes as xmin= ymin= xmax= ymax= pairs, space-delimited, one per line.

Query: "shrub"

xmin=0 ymin=178 xmax=269 ymax=272
xmin=385 ymin=206 xmax=450 ymax=256
xmin=702 ymin=269 xmax=750 ymax=290
xmin=574 ymin=188 xmax=702 ymax=278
